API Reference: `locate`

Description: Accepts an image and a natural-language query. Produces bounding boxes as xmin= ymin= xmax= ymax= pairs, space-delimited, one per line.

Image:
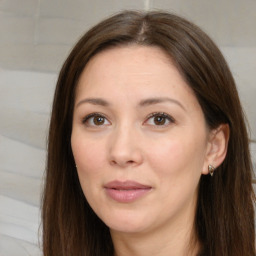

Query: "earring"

xmin=208 ymin=165 xmax=215 ymax=176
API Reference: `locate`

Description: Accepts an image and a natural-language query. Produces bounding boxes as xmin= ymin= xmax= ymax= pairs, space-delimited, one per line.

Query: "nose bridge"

xmin=108 ymin=121 xmax=142 ymax=167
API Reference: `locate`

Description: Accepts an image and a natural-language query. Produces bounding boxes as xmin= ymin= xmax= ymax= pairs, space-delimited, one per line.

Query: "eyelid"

xmin=81 ymin=111 xmax=175 ymax=127
xmin=82 ymin=112 xmax=111 ymax=126
xmin=144 ymin=112 xmax=175 ymax=126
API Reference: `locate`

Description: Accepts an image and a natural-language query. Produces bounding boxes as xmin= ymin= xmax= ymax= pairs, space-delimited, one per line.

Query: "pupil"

xmin=94 ymin=116 xmax=104 ymax=125
xmin=154 ymin=116 xmax=165 ymax=125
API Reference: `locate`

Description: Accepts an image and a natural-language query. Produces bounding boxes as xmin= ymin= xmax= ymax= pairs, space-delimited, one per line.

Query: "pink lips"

xmin=104 ymin=180 xmax=152 ymax=203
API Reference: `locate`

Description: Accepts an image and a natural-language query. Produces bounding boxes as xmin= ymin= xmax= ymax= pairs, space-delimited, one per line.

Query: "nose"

xmin=108 ymin=125 xmax=143 ymax=168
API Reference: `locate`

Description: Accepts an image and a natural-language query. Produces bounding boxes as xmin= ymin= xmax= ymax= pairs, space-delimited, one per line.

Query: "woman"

xmin=42 ymin=11 xmax=255 ymax=256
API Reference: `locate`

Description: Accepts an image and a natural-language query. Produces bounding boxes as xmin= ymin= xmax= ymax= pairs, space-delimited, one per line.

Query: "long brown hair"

xmin=42 ymin=10 xmax=255 ymax=256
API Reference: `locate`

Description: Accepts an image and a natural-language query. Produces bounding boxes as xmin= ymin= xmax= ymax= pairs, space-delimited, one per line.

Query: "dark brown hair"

xmin=42 ymin=10 xmax=255 ymax=256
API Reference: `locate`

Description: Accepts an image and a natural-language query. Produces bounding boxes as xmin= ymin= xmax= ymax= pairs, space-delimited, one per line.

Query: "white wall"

xmin=0 ymin=70 xmax=56 ymax=255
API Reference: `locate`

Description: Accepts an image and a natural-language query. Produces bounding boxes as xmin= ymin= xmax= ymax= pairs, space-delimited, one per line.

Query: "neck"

xmin=111 ymin=216 xmax=199 ymax=256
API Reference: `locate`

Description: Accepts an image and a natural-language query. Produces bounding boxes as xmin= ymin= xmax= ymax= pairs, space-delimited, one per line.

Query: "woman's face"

xmin=71 ymin=46 xmax=212 ymax=235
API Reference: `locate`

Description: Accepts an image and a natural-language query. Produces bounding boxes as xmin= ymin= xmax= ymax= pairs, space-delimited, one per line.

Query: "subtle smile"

xmin=104 ymin=180 xmax=152 ymax=203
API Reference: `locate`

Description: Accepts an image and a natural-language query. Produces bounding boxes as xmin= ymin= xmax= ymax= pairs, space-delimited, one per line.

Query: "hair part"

xmin=42 ymin=10 xmax=255 ymax=256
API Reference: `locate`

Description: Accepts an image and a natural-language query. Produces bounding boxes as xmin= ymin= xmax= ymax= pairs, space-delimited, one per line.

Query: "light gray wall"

xmin=0 ymin=1 xmax=255 ymax=255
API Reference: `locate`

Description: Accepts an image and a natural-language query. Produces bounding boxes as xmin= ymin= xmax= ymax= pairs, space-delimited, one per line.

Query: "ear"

xmin=202 ymin=124 xmax=230 ymax=175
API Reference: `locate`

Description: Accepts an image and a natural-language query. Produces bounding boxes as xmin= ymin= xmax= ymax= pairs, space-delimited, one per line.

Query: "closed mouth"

xmin=104 ymin=180 xmax=152 ymax=203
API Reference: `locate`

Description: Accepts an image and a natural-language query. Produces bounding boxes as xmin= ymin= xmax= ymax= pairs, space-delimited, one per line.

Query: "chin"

xmin=108 ymin=222 xmax=148 ymax=234
xmin=101 ymin=209 xmax=153 ymax=234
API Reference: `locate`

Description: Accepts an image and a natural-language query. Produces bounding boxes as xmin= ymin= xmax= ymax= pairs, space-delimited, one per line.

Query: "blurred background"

xmin=0 ymin=0 xmax=255 ymax=255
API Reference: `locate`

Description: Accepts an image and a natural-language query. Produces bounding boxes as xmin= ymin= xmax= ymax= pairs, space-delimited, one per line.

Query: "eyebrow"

xmin=139 ymin=97 xmax=186 ymax=111
xmin=76 ymin=98 xmax=110 ymax=108
xmin=76 ymin=97 xmax=186 ymax=111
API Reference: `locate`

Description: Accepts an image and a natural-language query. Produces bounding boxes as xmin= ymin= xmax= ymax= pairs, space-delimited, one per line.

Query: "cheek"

xmin=71 ymin=137 xmax=106 ymax=205
xmin=71 ymin=136 xmax=106 ymax=177
xmin=147 ymin=136 xmax=205 ymax=211
xmin=147 ymin=134 xmax=206 ymax=179
xmin=147 ymin=137 xmax=184 ymax=166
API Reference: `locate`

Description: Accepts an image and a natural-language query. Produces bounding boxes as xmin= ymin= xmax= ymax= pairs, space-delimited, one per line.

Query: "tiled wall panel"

xmin=0 ymin=0 xmax=145 ymax=72
xmin=33 ymin=44 xmax=71 ymax=72
xmin=0 ymin=44 xmax=35 ymax=70
xmin=222 ymin=47 xmax=256 ymax=140
xmin=37 ymin=17 xmax=87 ymax=45
xmin=0 ymin=70 xmax=56 ymax=255
xmin=151 ymin=0 xmax=256 ymax=46
xmin=0 ymin=15 xmax=35 ymax=44
xmin=0 ymin=0 xmax=39 ymax=16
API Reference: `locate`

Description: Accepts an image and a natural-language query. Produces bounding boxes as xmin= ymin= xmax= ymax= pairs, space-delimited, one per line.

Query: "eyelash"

xmin=82 ymin=112 xmax=110 ymax=126
xmin=144 ymin=112 xmax=175 ymax=127
xmin=81 ymin=112 xmax=175 ymax=127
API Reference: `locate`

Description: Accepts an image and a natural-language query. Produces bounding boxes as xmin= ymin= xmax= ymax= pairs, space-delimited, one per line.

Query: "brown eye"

xmin=145 ymin=112 xmax=175 ymax=127
xmin=153 ymin=116 xmax=166 ymax=125
xmin=93 ymin=116 xmax=105 ymax=125
xmin=83 ymin=113 xmax=110 ymax=127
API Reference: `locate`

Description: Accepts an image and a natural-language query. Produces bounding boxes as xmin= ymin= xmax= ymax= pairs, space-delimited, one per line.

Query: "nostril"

xmin=111 ymin=160 xmax=117 ymax=165
xmin=110 ymin=158 xmax=137 ymax=167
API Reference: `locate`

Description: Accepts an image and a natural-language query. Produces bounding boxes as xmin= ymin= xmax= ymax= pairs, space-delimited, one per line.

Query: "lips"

xmin=104 ymin=180 xmax=152 ymax=203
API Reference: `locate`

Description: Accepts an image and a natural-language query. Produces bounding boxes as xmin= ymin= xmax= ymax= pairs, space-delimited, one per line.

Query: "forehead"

xmin=78 ymin=46 xmax=182 ymax=85
xmin=80 ymin=45 xmax=175 ymax=79
xmin=75 ymin=45 xmax=198 ymax=108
